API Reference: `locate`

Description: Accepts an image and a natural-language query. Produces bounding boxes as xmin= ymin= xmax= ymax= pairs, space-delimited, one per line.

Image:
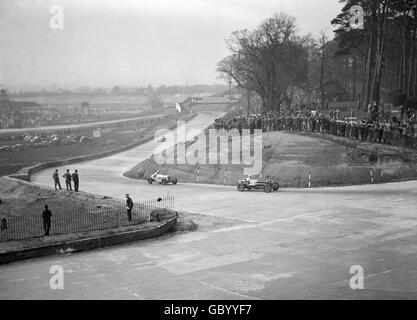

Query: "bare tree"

xmin=217 ymin=13 xmax=308 ymax=113
xmin=318 ymin=30 xmax=331 ymax=110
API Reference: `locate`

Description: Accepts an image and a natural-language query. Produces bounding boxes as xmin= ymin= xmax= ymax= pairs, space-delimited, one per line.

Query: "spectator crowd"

xmin=214 ymin=108 xmax=417 ymax=150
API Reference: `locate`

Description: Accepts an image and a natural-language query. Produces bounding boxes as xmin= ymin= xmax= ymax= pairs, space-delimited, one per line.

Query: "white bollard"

xmin=308 ymin=170 xmax=311 ymax=188
xmin=370 ymin=168 xmax=374 ymax=184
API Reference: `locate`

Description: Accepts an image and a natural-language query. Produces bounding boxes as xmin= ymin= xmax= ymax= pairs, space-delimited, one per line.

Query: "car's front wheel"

xmin=147 ymin=178 xmax=153 ymax=184
xmin=237 ymin=183 xmax=245 ymax=192
xmin=172 ymin=177 xmax=178 ymax=185
xmin=264 ymin=184 xmax=272 ymax=193
xmin=272 ymin=182 xmax=279 ymax=191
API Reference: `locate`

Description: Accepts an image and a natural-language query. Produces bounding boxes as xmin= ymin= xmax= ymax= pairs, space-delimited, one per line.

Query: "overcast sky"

xmin=0 ymin=0 xmax=343 ymax=90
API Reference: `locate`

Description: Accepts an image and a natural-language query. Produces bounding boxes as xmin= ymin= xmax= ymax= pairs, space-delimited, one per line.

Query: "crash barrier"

xmin=0 ymin=114 xmax=173 ymax=136
xmin=0 ymin=218 xmax=177 ymax=265
xmin=0 ymin=195 xmax=175 ymax=242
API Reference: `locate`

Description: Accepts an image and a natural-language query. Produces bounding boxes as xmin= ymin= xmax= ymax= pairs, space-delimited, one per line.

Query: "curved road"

xmin=1 ymin=111 xmax=417 ymax=299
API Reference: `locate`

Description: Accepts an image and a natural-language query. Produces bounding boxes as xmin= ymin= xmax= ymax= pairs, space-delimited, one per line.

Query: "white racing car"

xmin=148 ymin=173 xmax=178 ymax=185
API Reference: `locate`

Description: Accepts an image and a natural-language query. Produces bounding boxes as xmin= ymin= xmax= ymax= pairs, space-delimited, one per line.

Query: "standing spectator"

xmin=63 ymin=169 xmax=72 ymax=191
xmin=42 ymin=204 xmax=52 ymax=236
xmin=52 ymin=169 xmax=62 ymax=190
xmin=71 ymin=170 xmax=79 ymax=192
xmin=126 ymin=194 xmax=133 ymax=222
xmin=1 ymin=217 xmax=7 ymax=232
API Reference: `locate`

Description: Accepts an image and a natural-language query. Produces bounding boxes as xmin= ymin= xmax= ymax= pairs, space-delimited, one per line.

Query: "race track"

xmin=1 ymin=111 xmax=417 ymax=299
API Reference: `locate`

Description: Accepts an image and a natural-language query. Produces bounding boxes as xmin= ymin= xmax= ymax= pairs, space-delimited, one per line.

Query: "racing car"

xmin=237 ymin=176 xmax=279 ymax=193
xmin=147 ymin=172 xmax=178 ymax=185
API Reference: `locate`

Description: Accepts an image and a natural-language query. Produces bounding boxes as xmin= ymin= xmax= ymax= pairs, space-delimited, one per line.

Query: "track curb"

xmin=0 ymin=217 xmax=177 ymax=265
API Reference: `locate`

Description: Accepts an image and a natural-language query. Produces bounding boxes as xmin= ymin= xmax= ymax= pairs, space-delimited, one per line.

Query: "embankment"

xmin=0 ymin=176 xmax=178 ymax=263
xmin=124 ymin=131 xmax=417 ymax=187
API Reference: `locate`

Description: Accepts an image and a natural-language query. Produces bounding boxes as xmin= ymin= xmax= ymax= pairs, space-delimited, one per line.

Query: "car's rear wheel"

xmin=147 ymin=178 xmax=153 ymax=184
xmin=264 ymin=184 xmax=272 ymax=193
xmin=237 ymin=183 xmax=245 ymax=192
xmin=162 ymin=179 xmax=168 ymax=185
xmin=172 ymin=177 xmax=178 ymax=185
xmin=272 ymin=182 xmax=279 ymax=191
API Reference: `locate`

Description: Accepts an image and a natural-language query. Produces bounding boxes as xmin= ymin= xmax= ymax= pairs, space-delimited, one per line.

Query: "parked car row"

xmin=0 ymin=133 xmax=92 ymax=152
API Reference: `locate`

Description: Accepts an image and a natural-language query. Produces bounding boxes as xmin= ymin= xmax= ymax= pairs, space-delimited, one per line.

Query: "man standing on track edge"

xmin=126 ymin=194 xmax=133 ymax=222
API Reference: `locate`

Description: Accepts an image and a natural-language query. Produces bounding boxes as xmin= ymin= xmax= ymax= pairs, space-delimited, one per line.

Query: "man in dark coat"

xmin=71 ymin=170 xmax=79 ymax=192
xmin=126 ymin=194 xmax=133 ymax=222
xmin=42 ymin=204 xmax=52 ymax=236
xmin=63 ymin=169 xmax=72 ymax=191
xmin=52 ymin=169 xmax=62 ymax=190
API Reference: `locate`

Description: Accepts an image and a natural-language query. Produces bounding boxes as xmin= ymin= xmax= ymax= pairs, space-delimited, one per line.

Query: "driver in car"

xmin=245 ymin=175 xmax=257 ymax=186
xmin=152 ymin=169 xmax=160 ymax=180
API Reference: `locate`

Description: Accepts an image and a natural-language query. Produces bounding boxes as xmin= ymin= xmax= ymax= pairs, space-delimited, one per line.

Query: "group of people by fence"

xmin=1 ymin=194 xmax=137 ymax=239
xmin=52 ymin=168 xmax=79 ymax=191
xmin=37 ymin=194 xmax=134 ymax=237
xmin=214 ymin=109 xmax=417 ymax=150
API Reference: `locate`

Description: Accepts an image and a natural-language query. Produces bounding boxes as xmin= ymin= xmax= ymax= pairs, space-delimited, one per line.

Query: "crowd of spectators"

xmin=214 ymin=108 xmax=417 ymax=150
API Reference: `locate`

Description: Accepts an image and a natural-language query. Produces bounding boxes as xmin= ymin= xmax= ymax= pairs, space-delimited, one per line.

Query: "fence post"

xmin=116 ymin=202 xmax=122 ymax=228
xmin=370 ymin=168 xmax=374 ymax=184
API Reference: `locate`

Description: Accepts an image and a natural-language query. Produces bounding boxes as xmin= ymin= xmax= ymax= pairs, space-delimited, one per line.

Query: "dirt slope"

xmin=124 ymin=131 xmax=417 ymax=187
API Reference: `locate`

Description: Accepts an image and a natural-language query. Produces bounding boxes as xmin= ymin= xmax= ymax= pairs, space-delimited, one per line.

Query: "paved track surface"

xmin=1 ymin=111 xmax=417 ymax=299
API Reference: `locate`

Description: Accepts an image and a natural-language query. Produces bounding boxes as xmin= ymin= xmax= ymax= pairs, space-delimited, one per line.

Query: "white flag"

xmin=175 ymin=103 xmax=182 ymax=112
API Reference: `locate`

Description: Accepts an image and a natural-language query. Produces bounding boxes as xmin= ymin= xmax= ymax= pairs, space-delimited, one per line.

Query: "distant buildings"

xmin=81 ymin=102 xmax=90 ymax=115
xmin=0 ymin=89 xmax=43 ymax=128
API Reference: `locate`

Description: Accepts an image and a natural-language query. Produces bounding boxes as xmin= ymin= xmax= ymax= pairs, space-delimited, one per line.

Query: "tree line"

xmin=332 ymin=0 xmax=417 ymax=112
xmin=218 ymin=1 xmax=417 ymax=114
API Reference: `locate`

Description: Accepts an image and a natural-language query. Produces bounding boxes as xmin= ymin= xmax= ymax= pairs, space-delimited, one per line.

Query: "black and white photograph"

xmin=1 ymin=0 xmax=417 ymax=306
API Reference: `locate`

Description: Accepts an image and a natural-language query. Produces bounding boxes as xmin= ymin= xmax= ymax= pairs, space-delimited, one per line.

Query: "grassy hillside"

xmin=125 ymin=131 xmax=417 ymax=187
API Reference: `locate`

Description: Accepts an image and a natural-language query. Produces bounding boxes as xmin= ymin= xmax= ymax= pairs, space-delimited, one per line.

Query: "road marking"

xmin=219 ymin=215 xmax=256 ymax=223
xmin=364 ymin=269 xmax=394 ymax=279
xmin=122 ymin=286 xmax=144 ymax=299
xmin=198 ymin=280 xmax=259 ymax=300
xmin=210 ymin=209 xmax=335 ymax=234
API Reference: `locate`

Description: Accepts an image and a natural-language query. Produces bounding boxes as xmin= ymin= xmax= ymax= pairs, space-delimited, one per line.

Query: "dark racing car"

xmin=237 ymin=176 xmax=279 ymax=193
